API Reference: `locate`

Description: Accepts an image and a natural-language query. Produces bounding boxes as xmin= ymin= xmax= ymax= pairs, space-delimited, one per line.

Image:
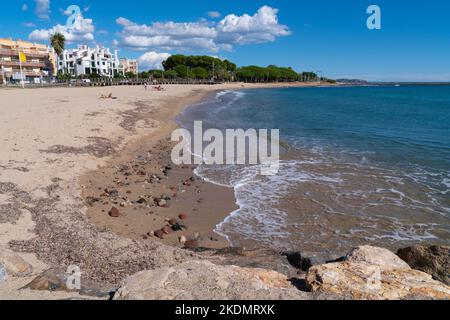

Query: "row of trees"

xmin=159 ymin=55 xmax=333 ymax=83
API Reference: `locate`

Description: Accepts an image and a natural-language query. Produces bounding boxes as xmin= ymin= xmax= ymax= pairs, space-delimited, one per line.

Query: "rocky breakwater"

xmin=111 ymin=245 xmax=450 ymax=300
xmin=113 ymin=260 xmax=309 ymax=300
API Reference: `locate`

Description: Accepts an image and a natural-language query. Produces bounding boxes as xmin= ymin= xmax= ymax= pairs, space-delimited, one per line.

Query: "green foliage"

xmin=163 ymin=55 xmax=235 ymax=80
xmin=88 ymin=72 xmax=101 ymax=79
xmin=191 ymin=67 xmax=208 ymax=79
xmin=301 ymin=72 xmax=318 ymax=81
xmin=236 ymin=65 xmax=300 ymax=82
xmin=164 ymin=70 xmax=177 ymax=79
xmin=125 ymin=71 xmax=136 ymax=79
xmin=114 ymin=71 xmax=125 ymax=79
xmin=57 ymin=70 xmax=71 ymax=81
xmin=50 ymin=33 xmax=66 ymax=56
xmin=157 ymin=55 xmax=334 ymax=83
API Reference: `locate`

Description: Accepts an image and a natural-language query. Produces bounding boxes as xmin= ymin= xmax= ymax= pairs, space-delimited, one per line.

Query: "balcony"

xmin=0 ymin=60 xmax=46 ymax=68
xmin=2 ymin=70 xmax=43 ymax=77
xmin=0 ymin=48 xmax=49 ymax=58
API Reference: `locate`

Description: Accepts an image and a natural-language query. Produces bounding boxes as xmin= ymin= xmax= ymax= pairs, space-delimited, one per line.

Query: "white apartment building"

xmin=58 ymin=45 xmax=123 ymax=78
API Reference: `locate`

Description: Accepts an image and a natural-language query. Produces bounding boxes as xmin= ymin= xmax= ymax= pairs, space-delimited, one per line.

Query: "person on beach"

xmin=99 ymin=93 xmax=117 ymax=99
xmin=144 ymin=82 xmax=148 ymax=91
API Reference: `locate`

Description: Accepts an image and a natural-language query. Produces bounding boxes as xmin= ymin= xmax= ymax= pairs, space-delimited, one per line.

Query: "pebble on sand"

xmin=109 ymin=207 xmax=121 ymax=217
xmin=153 ymin=229 xmax=165 ymax=239
xmin=162 ymin=226 xmax=173 ymax=235
xmin=178 ymin=213 xmax=188 ymax=220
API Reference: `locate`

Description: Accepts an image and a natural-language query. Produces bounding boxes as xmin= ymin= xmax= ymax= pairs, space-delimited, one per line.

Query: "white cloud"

xmin=208 ymin=11 xmax=221 ymax=19
xmin=29 ymin=14 xmax=95 ymax=42
xmin=115 ymin=6 xmax=290 ymax=52
xmin=34 ymin=0 xmax=51 ymax=20
xmin=138 ymin=51 xmax=171 ymax=70
xmin=22 ymin=4 xmax=28 ymax=11
xmin=217 ymin=6 xmax=291 ymax=45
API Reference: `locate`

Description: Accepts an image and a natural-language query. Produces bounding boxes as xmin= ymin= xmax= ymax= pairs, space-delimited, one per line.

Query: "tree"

xmin=50 ymin=33 xmax=66 ymax=80
xmin=192 ymin=67 xmax=208 ymax=79
xmin=159 ymin=55 xmax=332 ymax=83
xmin=125 ymin=71 xmax=136 ymax=79
xmin=50 ymin=33 xmax=66 ymax=56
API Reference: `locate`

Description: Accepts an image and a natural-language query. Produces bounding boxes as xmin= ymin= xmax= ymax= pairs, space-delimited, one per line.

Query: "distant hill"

xmin=336 ymin=79 xmax=370 ymax=85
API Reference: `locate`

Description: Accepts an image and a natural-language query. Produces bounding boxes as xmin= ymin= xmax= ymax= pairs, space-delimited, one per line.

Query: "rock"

xmin=162 ymin=226 xmax=173 ymax=235
xmin=86 ymin=196 xmax=101 ymax=206
xmin=397 ymin=245 xmax=449 ymax=285
xmin=171 ymin=223 xmax=185 ymax=232
xmin=179 ymin=236 xmax=187 ymax=244
xmin=22 ymin=268 xmax=110 ymax=297
xmin=104 ymin=188 xmax=119 ymax=198
xmin=168 ymin=219 xmax=178 ymax=226
xmin=183 ymin=240 xmax=199 ymax=249
xmin=113 ymin=260 xmax=308 ymax=300
xmin=305 ymin=246 xmax=450 ymax=300
xmin=345 ymin=245 xmax=410 ymax=271
xmin=0 ymin=249 xmax=33 ymax=277
xmin=178 ymin=213 xmax=188 ymax=220
xmin=153 ymin=230 xmax=165 ymax=239
xmin=282 ymin=251 xmax=313 ymax=271
xmin=196 ymin=247 xmax=302 ymax=279
xmin=109 ymin=207 xmax=121 ymax=217
xmin=156 ymin=198 xmax=167 ymax=207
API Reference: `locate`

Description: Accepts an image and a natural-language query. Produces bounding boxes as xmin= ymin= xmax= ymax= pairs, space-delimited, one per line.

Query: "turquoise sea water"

xmin=178 ymin=85 xmax=450 ymax=256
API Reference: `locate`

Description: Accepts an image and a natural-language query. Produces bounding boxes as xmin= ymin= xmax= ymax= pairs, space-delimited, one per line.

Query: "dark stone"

xmin=397 ymin=245 xmax=449 ymax=285
xmin=171 ymin=223 xmax=185 ymax=232
xmin=86 ymin=197 xmax=101 ymax=207
xmin=104 ymin=188 xmax=119 ymax=198
xmin=282 ymin=251 xmax=314 ymax=271
xmin=153 ymin=230 xmax=165 ymax=239
xmin=108 ymin=207 xmax=120 ymax=218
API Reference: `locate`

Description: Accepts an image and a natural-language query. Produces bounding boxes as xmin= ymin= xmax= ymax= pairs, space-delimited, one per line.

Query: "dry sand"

xmin=0 ymin=82 xmax=322 ymax=298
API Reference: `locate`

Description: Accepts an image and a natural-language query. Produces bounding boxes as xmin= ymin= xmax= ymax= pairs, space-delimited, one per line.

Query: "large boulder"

xmin=0 ymin=248 xmax=33 ymax=277
xmin=114 ymin=260 xmax=309 ymax=300
xmin=397 ymin=245 xmax=449 ymax=285
xmin=345 ymin=245 xmax=411 ymax=271
xmin=306 ymin=246 xmax=450 ymax=300
xmin=22 ymin=268 xmax=111 ymax=298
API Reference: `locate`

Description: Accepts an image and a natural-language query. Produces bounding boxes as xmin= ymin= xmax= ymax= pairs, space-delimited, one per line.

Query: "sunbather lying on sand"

xmin=153 ymin=85 xmax=165 ymax=91
xmin=99 ymin=93 xmax=118 ymax=99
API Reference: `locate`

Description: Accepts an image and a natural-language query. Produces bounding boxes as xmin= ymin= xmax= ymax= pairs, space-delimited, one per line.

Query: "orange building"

xmin=0 ymin=38 xmax=56 ymax=84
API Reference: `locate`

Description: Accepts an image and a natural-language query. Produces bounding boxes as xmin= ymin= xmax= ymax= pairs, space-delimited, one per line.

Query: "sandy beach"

xmin=0 ymin=81 xmax=323 ymax=298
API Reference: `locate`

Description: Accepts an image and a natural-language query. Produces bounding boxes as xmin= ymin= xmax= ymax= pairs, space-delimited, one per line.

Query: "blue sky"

xmin=2 ymin=0 xmax=450 ymax=81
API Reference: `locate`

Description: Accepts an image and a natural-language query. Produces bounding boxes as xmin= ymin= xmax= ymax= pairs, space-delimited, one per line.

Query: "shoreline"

xmin=80 ymin=81 xmax=335 ymax=250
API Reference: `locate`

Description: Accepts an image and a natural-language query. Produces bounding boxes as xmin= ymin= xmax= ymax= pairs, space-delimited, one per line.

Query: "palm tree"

xmin=50 ymin=33 xmax=65 ymax=79
xmin=50 ymin=33 xmax=65 ymax=56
